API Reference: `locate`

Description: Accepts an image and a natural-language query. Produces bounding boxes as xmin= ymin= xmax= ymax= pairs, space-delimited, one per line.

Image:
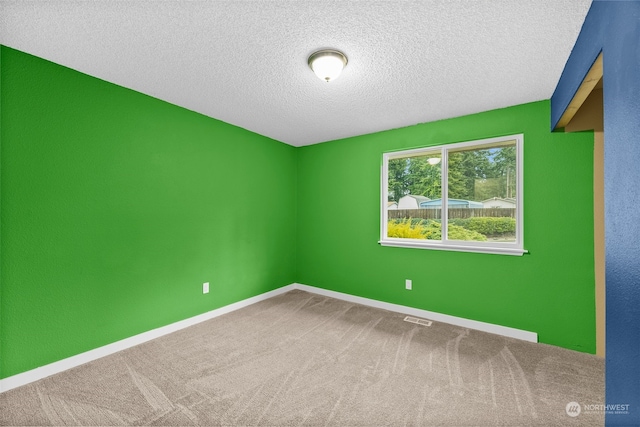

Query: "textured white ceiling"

xmin=0 ymin=1 xmax=592 ymax=146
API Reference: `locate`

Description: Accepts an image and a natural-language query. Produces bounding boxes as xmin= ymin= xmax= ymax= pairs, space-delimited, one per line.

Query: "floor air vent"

xmin=404 ymin=316 xmax=432 ymax=327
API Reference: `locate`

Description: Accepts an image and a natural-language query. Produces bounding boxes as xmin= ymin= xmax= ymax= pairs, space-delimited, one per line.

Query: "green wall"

xmin=297 ymin=101 xmax=596 ymax=353
xmin=0 ymin=46 xmax=297 ymax=379
xmin=0 ymin=45 xmax=597 ymax=381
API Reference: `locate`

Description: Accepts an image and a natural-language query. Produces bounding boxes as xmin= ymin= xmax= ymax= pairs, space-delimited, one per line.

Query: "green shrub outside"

xmin=388 ymin=219 xmax=486 ymax=241
xmin=449 ymin=217 xmax=515 ymax=236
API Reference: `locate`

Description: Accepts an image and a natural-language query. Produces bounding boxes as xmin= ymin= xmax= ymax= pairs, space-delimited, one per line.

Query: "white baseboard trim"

xmin=0 ymin=284 xmax=296 ymax=394
xmin=1 ymin=281 xmax=536 ymax=394
xmin=292 ymin=283 xmax=538 ymax=343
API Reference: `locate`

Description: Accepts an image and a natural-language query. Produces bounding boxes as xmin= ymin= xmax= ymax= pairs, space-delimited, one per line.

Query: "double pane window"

xmin=381 ymin=134 xmax=524 ymax=255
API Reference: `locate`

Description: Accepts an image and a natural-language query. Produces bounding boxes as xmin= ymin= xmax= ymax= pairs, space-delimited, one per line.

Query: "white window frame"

xmin=380 ymin=134 xmax=526 ymax=256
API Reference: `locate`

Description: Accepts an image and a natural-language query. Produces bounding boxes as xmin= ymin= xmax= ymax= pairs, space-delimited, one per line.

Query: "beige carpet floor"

xmin=0 ymin=289 xmax=604 ymax=426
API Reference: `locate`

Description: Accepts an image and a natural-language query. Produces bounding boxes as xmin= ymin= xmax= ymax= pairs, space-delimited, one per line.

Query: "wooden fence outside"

xmin=388 ymin=208 xmax=516 ymax=220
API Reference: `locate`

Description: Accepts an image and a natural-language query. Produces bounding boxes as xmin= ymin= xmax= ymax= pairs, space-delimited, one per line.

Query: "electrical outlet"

xmin=203 ymin=282 xmax=209 ymax=294
xmin=405 ymin=279 xmax=412 ymax=290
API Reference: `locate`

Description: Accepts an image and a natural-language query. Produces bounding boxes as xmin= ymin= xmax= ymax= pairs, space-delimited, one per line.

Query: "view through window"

xmin=382 ymin=135 xmax=524 ymax=255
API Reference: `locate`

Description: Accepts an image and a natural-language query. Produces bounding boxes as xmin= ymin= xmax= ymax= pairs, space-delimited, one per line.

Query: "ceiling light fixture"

xmin=308 ymin=49 xmax=348 ymax=82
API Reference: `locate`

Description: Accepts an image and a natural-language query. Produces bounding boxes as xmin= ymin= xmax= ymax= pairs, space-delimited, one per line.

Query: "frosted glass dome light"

xmin=308 ymin=49 xmax=348 ymax=82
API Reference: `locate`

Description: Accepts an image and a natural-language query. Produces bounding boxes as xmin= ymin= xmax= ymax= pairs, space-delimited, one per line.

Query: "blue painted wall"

xmin=552 ymin=1 xmax=640 ymax=425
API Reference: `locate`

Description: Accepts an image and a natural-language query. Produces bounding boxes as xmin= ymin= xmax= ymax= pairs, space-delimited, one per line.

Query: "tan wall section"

xmin=565 ymin=86 xmax=604 ymax=357
xmin=593 ymin=130 xmax=604 ymax=358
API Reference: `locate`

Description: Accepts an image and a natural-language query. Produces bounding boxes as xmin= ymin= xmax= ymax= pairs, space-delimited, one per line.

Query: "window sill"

xmin=378 ymin=239 xmax=528 ymax=256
